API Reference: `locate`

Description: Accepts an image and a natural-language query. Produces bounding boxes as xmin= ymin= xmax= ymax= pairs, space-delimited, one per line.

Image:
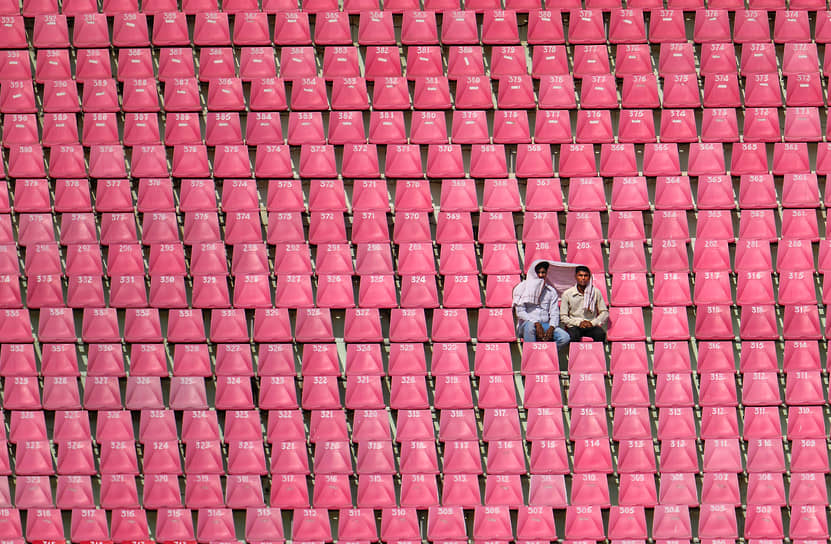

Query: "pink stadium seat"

xmin=618 ymin=110 xmax=655 ymax=143
xmin=697 ymin=174 xmax=736 ymax=209
xmin=743 ymin=108 xmax=781 ymax=142
xmin=241 ymin=112 xmax=282 ymax=145
xmin=112 ymin=13 xmax=150 ymax=47
xmin=659 ymin=43 xmax=697 ymax=77
xmin=564 ymin=9 xmax=603 ymax=44
xmin=195 ymin=48 xmax=236 ymax=80
xmin=162 ymin=113 xmax=201 ymax=146
xmin=321 ymin=47 xmax=360 ymax=81
xmin=606 ymin=7 xmax=644 ymax=41
xmin=773 ymin=9 xmax=810 ymax=41
xmin=517 ymin=180 xmax=562 ymax=215
xmin=481 ymin=179 xmax=521 ymax=213
xmin=480 ymin=10 xmax=519 ymax=44
xmin=42 ymin=80 xmax=79 ymax=113
xmin=157 ymin=50 xmax=196 ymax=82
xmin=446 ymin=46 xmax=484 ymax=81
xmin=778 ymin=239 xmax=815 ymax=274
xmin=372 ymin=77 xmax=410 ymax=110
xmin=357 ymin=11 xmax=394 ymax=45
xmin=614 ymin=44 xmax=651 ymax=78
xmin=244 ymin=508 xmax=285 ymax=542
xmin=561 ymin=504 xmax=605 ymax=541
xmin=390 ymin=10 xmax=435 ymax=45
xmin=438 ymin=10 xmax=476 ymax=43
xmin=25 ymin=508 xmax=64 ymax=541
xmin=468 ymin=144 xmax=506 ymax=178
xmin=375 ymin=508 xmax=424 ymax=544
xmin=558 ymin=144 xmax=597 ymax=178
xmin=609 ymin=239 xmax=647 ymax=275
xmin=531 ymin=45 xmax=568 ymax=78
xmin=526 ymin=8 xmax=564 ymax=41
xmin=600 ymin=144 xmax=638 ymax=177
xmin=368 ymin=110 xmax=406 ymax=144
xmin=491 ymin=46 xmax=528 ymax=79
xmin=783 ymin=43 xmax=819 ymax=76
xmin=446 ymin=110 xmax=478 ymax=144
xmin=332 ymin=78 xmax=369 ymax=110
xmin=0 ymin=54 xmax=32 ymax=86
xmin=448 ymin=110 xmax=485 ymax=145
xmin=743 ymin=74 xmax=782 ymax=108
xmin=782 ymin=173 xmax=820 ymax=209
xmin=271 ymin=12 xmax=310 ymax=44
xmin=394 ymin=112 xmax=438 ymax=145
xmin=69 ymin=506 xmax=108 ymax=541
xmin=657 ymin=111 xmax=695 ymax=145
xmin=814 ymin=8 xmax=831 ymax=42
xmin=579 ymin=74 xmax=618 ymax=109
xmin=299 ymin=145 xmax=337 ymax=178
xmin=0 ymin=15 xmax=26 ymax=48
xmin=787 ymin=474 xmax=826 ymax=510
xmin=662 ymin=75 xmax=701 ymax=109
xmin=4 ymin=115 xmax=39 ymax=151
xmin=701 ymin=108 xmax=739 ymax=142
xmin=453 ymin=76 xmax=494 ymax=110
xmin=643 ymin=144 xmax=682 ymax=177
xmin=152 ymin=13 xmax=189 ymax=46
xmin=503 ymin=143 xmax=547 ymax=177
xmin=248 ymin=78 xmax=288 ymax=111
xmin=786 ymin=76 xmax=823 ymax=109
xmin=192 ymin=12 xmax=231 ymax=46
xmin=35 ymin=50 xmax=72 ymax=84
xmin=237 ymin=48 xmax=278 ymax=80
xmin=608 ymin=211 xmax=645 ymax=241
xmin=537 ymin=74 xmax=576 ymax=109
xmin=697 ymin=503 xmax=738 ymax=538
xmin=496 ymin=77 xmax=535 ymax=111
xmin=360 ymin=47 xmax=401 ymax=80
xmin=693 ymin=9 xmax=730 ymax=42
xmin=734 ymin=9 xmax=771 ymax=42
xmin=741 ymin=46 xmax=778 ymax=78
xmin=562 ymin=211 xmax=603 ymax=244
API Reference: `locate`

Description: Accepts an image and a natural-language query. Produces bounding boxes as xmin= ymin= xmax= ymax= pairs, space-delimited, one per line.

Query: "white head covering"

xmin=512 ymin=259 xmax=549 ymax=306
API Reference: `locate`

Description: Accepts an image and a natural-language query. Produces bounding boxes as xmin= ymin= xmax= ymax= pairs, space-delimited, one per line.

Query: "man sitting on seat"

xmin=513 ymin=260 xmax=570 ymax=347
xmin=560 ymin=266 xmax=609 ymax=342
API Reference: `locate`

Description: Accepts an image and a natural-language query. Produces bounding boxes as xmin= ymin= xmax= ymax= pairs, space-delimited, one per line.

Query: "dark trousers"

xmin=566 ymin=326 xmax=606 ymax=343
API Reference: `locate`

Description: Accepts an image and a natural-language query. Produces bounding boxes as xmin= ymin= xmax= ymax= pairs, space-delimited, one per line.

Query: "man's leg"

xmin=566 ymin=327 xmax=583 ymax=342
xmin=585 ymin=326 xmax=606 ymax=342
xmin=552 ymin=327 xmax=571 ymax=349
xmin=521 ymin=322 xmax=537 ymax=342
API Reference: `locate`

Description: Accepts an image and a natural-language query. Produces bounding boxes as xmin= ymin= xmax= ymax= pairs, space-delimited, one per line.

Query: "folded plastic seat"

xmin=648 ymin=6 xmax=686 ymax=44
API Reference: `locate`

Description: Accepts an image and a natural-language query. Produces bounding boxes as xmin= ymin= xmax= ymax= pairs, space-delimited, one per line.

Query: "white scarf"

xmin=512 ymin=276 xmax=546 ymax=306
xmin=580 ymin=280 xmax=597 ymax=312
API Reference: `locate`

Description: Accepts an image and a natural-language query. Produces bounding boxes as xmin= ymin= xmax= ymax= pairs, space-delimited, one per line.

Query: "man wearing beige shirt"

xmin=560 ymin=266 xmax=609 ymax=343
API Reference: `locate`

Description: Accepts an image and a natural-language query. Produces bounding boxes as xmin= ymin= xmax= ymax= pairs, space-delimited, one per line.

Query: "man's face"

xmin=536 ymin=268 xmax=547 ymax=279
xmin=576 ymin=270 xmax=591 ymax=286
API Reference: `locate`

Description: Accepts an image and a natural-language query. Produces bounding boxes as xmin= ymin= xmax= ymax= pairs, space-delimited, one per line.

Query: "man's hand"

xmin=579 ymin=320 xmax=593 ymax=329
xmin=543 ymin=327 xmax=555 ymax=342
xmin=535 ymin=322 xmax=545 ymax=340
